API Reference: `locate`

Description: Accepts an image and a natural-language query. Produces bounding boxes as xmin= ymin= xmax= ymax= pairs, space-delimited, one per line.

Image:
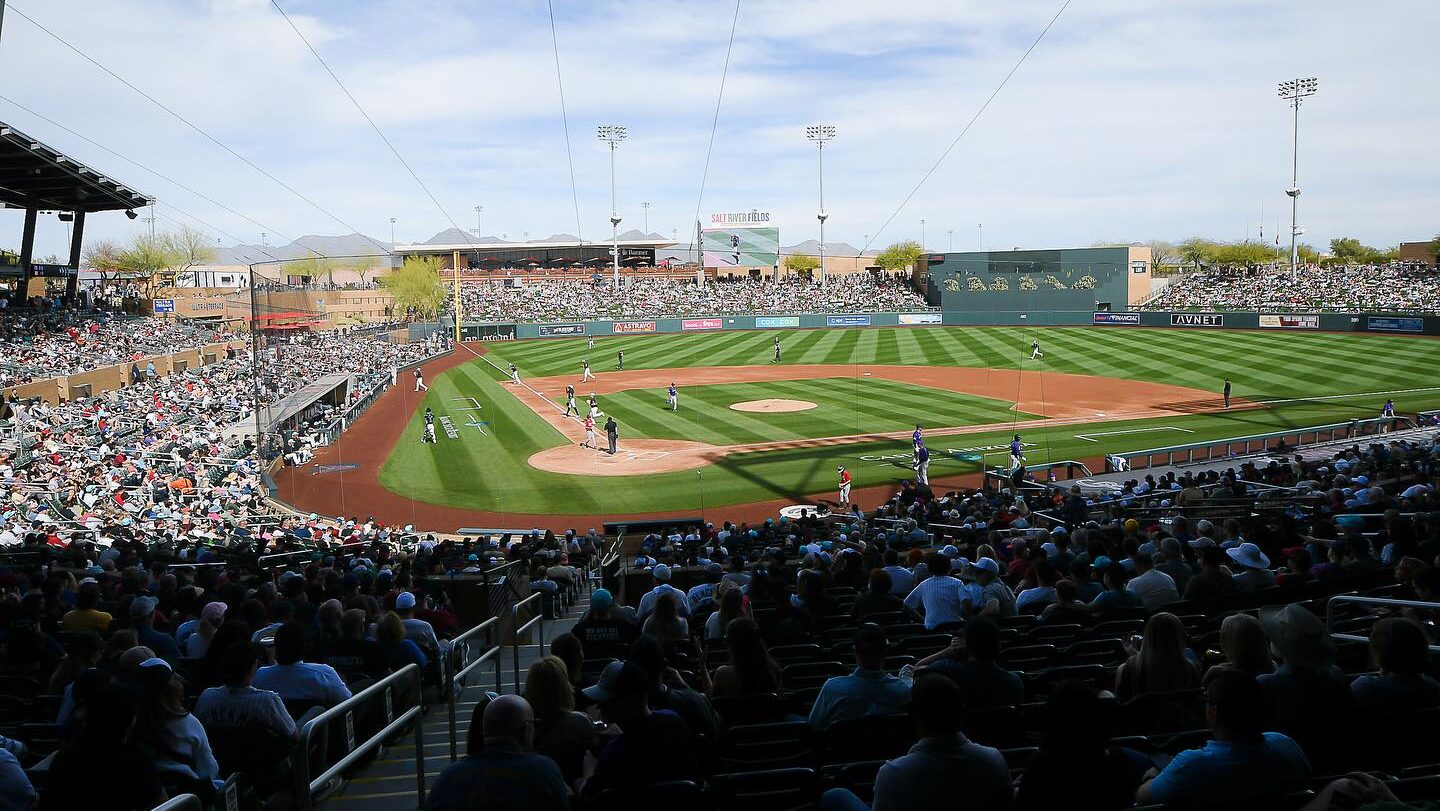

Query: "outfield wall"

xmin=423 ymin=309 xmax=1440 ymax=342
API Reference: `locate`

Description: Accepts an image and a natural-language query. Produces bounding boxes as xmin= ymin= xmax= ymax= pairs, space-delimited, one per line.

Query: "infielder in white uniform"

xmin=667 ymin=383 xmax=678 ymax=412
xmin=581 ymin=360 xmax=594 ymax=383
xmin=1030 ymin=340 xmax=1044 ymax=360
xmin=588 ymin=335 xmax=595 ymax=350
xmin=413 ymin=368 xmax=428 ymax=392
xmin=509 ymin=363 xmax=521 ymax=385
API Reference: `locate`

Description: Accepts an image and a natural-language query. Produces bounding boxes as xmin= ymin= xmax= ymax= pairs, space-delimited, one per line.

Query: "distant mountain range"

xmin=211 ymin=230 xmax=872 ymax=265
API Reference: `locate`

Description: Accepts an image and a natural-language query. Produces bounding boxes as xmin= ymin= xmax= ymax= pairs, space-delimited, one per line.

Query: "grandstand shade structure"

xmin=0 ymin=120 xmax=152 ymax=302
xmin=394 ymin=236 xmax=679 ymax=273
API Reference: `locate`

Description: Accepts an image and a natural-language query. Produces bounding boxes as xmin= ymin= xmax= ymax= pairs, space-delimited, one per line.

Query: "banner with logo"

xmin=681 ymin=318 xmax=723 ymax=331
xmin=1368 ymin=316 xmax=1424 ymax=333
xmin=1170 ymin=313 xmax=1224 ymax=327
xmin=755 ymin=316 xmax=800 ymax=328
xmin=1259 ymin=314 xmax=1319 ymax=329
xmin=827 ymin=315 xmax=872 ymax=327
xmin=611 ymin=321 xmax=656 ymax=334
xmin=152 ymin=299 xmax=175 ymax=313
xmin=898 ymin=313 xmax=942 ymax=325
xmin=1093 ymin=312 xmax=1140 ymax=325
xmin=538 ymin=323 xmax=585 ymax=337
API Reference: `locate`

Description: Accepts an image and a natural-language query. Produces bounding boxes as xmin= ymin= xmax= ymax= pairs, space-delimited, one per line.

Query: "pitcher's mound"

xmin=731 ymin=399 xmax=817 ymax=413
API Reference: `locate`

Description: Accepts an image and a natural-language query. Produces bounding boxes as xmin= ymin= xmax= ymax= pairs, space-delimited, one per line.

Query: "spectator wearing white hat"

xmin=1227 ymin=543 xmax=1275 ymax=593
xmin=636 ymin=564 xmax=689 ymax=623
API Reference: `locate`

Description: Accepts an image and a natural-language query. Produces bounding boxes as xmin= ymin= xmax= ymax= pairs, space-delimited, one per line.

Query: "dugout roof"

xmin=0 ymin=121 xmax=152 ymax=213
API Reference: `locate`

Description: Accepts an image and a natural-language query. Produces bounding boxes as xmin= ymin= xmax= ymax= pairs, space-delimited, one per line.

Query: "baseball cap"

xmin=129 ymin=595 xmax=158 ymax=618
xmin=591 ymin=588 xmax=614 ymax=610
xmin=1092 ymin=555 xmax=1113 ymax=571
xmin=582 ymin=660 xmax=649 ymax=703
xmin=972 ymin=557 xmax=999 ymax=575
xmin=396 ymin=591 xmax=417 ymax=610
xmin=653 ymin=564 xmax=672 ymax=581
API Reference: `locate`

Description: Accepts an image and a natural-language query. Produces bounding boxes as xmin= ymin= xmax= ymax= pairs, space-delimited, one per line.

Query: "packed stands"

xmin=455 ymin=273 xmax=931 ymax=322
xmin=1149 ymin=264 xmax=1440 ymax=312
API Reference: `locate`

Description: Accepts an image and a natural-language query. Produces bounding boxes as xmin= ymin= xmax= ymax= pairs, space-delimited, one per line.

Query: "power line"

xmin=0 ymin=93 xmax=296 ymax=263
xmin=863 ymin=0 xmax=1073 ymax=252
xmin=268 ymin=0 xmax=477 ymax=251
xmin=689 ymin=0 xmax=744 ymax=258
xmin=6 ymin=1 xmax=390 ymax=254
xmin=545 ymin=0 xmax=584 ymax=242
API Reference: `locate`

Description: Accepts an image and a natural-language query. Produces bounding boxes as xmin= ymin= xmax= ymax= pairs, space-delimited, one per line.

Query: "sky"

xmin=1 ymin=0 xmax=1437 ymax=262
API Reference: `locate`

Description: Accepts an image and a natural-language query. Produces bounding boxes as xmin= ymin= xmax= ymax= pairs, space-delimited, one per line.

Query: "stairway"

xmin=322 ymin=599 xmax=588 ymax=811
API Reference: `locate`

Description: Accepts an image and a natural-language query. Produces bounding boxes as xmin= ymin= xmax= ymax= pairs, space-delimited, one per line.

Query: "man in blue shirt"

xmin=427 ymin=695 xmax=569 ymax=811
xmin=253 ymin=623 xmax=352 ymax=709
xmin=1137 ymin=672 xmax=1310 ymax=806
xmin=808 ymin=624 xmax=912 ymax=729
xmin=903 ymin=554 xmax=978 ymax=630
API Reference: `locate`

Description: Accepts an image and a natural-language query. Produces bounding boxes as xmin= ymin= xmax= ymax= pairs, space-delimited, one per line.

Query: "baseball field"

xmin=281 ymin=325 xmax=1440 ymax=523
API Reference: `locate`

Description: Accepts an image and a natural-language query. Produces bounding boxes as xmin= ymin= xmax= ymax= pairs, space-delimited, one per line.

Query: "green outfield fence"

xmin=412 ymin=308 xmax=1440 ymax=342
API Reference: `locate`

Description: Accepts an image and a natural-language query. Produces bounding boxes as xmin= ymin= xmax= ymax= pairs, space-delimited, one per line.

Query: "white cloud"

xmin=0 ymin=0 xmax=1436 ymax=261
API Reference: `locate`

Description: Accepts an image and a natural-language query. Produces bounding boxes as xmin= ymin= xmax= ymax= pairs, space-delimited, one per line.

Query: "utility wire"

xmin=545 ymin=0 xmax=584 ymax=242
xmin=6 ymin=2 xmax=390 ymax=254
xmin=863 ymin=0 xmax=1072 ymax=252
xmin=269 ymin=0 xmax=479 ymax=252
xmin=0 ymin=93 xmax=297 ymax=264
xmin=688 ymin=0 xmax=743 ymax=264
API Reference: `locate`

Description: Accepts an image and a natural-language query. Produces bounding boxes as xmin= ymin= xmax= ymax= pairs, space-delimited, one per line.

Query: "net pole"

xmin=452 ymin=250 xmax=462 ymax=344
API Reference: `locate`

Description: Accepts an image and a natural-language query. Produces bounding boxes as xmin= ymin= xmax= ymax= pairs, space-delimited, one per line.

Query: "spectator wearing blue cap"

xmin=636 ymin=564 xmax=689 ymax=623
xmin=129 ymin=595 xmax=180 ymax=661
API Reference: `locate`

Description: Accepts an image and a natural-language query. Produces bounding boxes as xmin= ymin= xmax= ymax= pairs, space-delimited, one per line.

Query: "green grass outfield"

xmin=377 ymin=327 xmax=1440 ymax=514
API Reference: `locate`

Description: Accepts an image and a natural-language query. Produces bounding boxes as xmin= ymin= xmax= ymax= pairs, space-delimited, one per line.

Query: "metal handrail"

xmin=295 ymin=663 xmax=425 ymax=811
xmin=447 ymin=616 xmax=502 ymax=760
xmin=1326 ymin=595 xmax=1440 ymax=653
xmin=149 ymin=795 xmax=202 ymax=811
xmin=511 ymin=591 xmax=546 ymax=694
xmin=1118 ymin=417 xmax=1423 ymax=471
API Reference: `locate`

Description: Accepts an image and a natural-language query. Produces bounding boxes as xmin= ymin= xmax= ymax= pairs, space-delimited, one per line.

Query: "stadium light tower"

xmin=641 ymin=201 xmax=651 ymax=234
xmin=597 ymin=124 xmax=628 ymax=286
xmin=1277 ymin=77 xmax=1318 ymax=276
xmin=806 ymin=123 xmax=836 ymax=284
xmin=473 ymin=205 xmax=483 ymax=237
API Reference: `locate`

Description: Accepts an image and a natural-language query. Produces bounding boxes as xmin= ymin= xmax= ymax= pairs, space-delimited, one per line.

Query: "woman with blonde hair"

xmin=524 ymin=655 xmax=598 ymax=784
xmin=1202 ymin=613 xmax=1276 ymax=688
xmin=1115 ymin=612 xmax=1201 ymax=700
xmin=705 ymin=582 xmax=746 ymax=643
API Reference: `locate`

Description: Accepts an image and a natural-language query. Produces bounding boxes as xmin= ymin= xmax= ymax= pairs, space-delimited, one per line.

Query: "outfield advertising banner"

xmin=827 ymin=315 xmax=872 ymax=327
xmin=899 ymin=313 xmax=942 ymax=325
xmin=1259 ymin=314 xmax=1320 ymax=329
xmin=682 ymin=318 xmax=723 ymax=331
xmin=1170 ymin=313 xmax=1224 ymax=328
xmin=611 ymin=321 xmax=656 ymax=334
xmin=1368 ymin=316 xmax=1424 ymax=333
xmin=1093 ymin=312 xmax=1141 ymax=325
xmin=538 ymin=323 xmax=585 ymax=337
xmin=755 ymin=316 xmax=800 ymax=328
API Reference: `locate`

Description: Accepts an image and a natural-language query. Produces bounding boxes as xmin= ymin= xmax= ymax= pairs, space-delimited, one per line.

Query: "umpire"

xmin=604 ymin=416 xmax=619 ymax=455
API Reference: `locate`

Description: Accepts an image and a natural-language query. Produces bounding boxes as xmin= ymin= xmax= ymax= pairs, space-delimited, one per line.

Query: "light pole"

xmin=977 ymin=222 xmax=982 ymax=250
xmin=920 ymin=219 xmax=926 ymax=250
xmin=947 ymin=229 xmax=953 ymax=251
xmin=641 ymin=201 xmax=651 ymax=234
xmin=805 ymin=123 xmax=836 ymax=284
xmin=473 ymin=205 xmax=483 ymax=238
xmin=1277 ymin=77 xmax=1318 ymax=276
xmin=597 ymin=124 xmax=628 ymax=286
xmin=389 ymin=218 xmax=396 ymax=248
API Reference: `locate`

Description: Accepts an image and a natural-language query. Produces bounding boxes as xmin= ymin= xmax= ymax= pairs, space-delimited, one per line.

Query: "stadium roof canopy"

xmin=396 ymin=237 xmax=678 ymax=254
xmin=0 ymin=121 xmax=152 ymax=213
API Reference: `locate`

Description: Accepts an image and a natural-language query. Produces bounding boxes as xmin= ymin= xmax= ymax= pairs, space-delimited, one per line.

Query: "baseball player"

xmin=509 ymin=363 xmax=521 ymax=385
xmin=912 ymin=424 xmax=924 ymax=466
xmin=667 ymin=383 xmax=678 ymax=412
xmin=1382 ymin=398 xmax=1396 ymax=432
xmin=581 ymin=359 xmax=594 ymax=383
xmin=616 ymin=350 xmax=624 ymax=371
xmin=1029 ymin=340 xmax=1044 ymax=360
xmin=731 ymin=233 xmax=741 ymax=265
xmin=582 ymin=414 xmax=596 ymax=449
xmin=413 ymin=368 xmax=428 ymax=392
xmin=422 ymin=407 xmax=437 ymax=444
xmin=564 ymin=384 xmax=578 ymax=417
xmin=1223 ymin=378 xmax=1232 ymax=410
xmin=771 ymin=336 xmax=782 ymax=364
xmin=588 ymin=395 xmax=600 ymax=420
xmin=1009 ymin=434 xmax=1025 ymax=470
xmin=837 ymin=466 xmax=852 ymax=505
xmin=588 ymin=335 xmax=595 ymax=351
xmin=915 ymin=444 xmax=930 ymax=485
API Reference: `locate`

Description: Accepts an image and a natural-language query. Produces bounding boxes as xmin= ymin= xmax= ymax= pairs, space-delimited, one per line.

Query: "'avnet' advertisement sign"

xmin=1170 ymin=313 xmax=1224 ymax=327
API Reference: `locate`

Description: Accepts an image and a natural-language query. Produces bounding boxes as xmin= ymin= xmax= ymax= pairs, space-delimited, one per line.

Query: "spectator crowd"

xmin=456 ymin=273 xmax=931 ymax=322
xmin=1150 ymin=264 xmax=1440 ymax=312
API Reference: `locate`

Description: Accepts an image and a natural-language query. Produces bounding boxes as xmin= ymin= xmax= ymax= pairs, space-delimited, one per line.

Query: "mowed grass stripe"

xmin=795 ymin=329 xmax=847 ymax=364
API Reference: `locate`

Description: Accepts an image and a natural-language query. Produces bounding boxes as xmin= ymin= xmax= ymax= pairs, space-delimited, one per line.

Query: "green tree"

xmin=1146 ymin=240 xmax=1176 ymax=270
xmin=286 ymin=250 xmax=340 ymax=286
xmin=379 ymin=255 xmax=446 ymax=318
xmin=783 ymin=253 xmax=819 ymax=274
xmin=160 ymin=225 xmax=216 ymax=283
xmin=1428 ymin=233 xmax=1440 ymax=261
xmin=1176 ymin=237 xmax=1216 ymax=269
xmin=1296 ymin=244 xmax=1321 ymax=265
xmin=350 ymin=254 xmax=379 ymax=286
xmin=1328 ymin=237 xmax=1369 ymax=264
xmin=874 ymin=240 xmax=923 ymax=272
